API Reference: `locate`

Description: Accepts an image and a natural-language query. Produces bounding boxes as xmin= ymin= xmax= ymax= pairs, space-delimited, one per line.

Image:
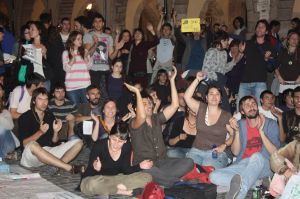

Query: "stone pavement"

xmin=6 ymin=147 xmax=253 ymax=199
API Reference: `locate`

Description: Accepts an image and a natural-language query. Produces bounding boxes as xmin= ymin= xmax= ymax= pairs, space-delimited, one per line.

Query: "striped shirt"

xmin=62 ymin=50 xmax=91 ymax=91
xmin=48 ymin=98 xmax=77 ymax=123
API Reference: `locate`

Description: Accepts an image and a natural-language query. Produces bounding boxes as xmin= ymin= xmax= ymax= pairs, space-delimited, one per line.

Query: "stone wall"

xmin=112 ymin=0 xmax=128 ymax=29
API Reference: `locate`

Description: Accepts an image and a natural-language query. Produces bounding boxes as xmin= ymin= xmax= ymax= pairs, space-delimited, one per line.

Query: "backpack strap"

xmin=19 ymin=86 xmax=25 ymax=102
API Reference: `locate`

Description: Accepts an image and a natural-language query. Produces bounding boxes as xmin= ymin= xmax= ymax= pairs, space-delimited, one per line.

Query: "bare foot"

xmin=116 ymin=184 xmax=133 ymax=196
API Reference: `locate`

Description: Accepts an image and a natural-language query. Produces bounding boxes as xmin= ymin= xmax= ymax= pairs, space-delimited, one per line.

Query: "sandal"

xmin=70 ymin=164 xmax=86 ymax=174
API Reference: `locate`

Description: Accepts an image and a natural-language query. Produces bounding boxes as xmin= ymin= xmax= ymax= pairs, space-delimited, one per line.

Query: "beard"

xmin=89 ymin=98 xmax=100 ymax=106
xmin=245 ymin=110 xmax=259 ymax=119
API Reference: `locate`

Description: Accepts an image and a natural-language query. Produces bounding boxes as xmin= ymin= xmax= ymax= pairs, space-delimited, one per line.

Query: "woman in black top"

xmin=80 ymin=122 xmax=152 ymax=196
xmin=167 ymin=106 xmax=196 ymax=158
xmin=275 ymin=32 xmax=300 ymax=94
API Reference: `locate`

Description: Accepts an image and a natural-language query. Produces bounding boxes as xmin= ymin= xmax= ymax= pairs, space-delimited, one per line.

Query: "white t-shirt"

xmin=258 ymin=106 xmax=282 ymax=121
xmin=9 ymin=86 xmax=31 ymax=114
xmin=157 ymin=38 xmax=174 ymax=63
xmin=83 ymin=31 xmax=113 ymax=71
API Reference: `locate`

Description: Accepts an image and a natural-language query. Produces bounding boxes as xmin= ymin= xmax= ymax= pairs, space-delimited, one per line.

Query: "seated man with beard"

xmin=209 ymin=95 xmax=280 ymax=199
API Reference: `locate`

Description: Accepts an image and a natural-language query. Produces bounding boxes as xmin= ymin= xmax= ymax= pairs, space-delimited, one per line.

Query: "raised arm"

xmin=183 ymin=71 xmax=204 ymax=113
xmin=124 ymin=83 xmax=146 ymax=129
xmin=156 ymin=10 xmax=164 ymax=37
xmin=162 ymin=66 xmax=179 ymax=121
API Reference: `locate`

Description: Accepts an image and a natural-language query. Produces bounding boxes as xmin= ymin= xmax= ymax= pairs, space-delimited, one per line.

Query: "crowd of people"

xmin=0 ymin=9 xmax=299 ymax=199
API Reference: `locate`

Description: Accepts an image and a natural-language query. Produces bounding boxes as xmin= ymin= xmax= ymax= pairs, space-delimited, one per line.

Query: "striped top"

xmin=48 ymin=98 xmax=77 ymax=123
xmin=62 ymin=50 xmax=92 ymax=91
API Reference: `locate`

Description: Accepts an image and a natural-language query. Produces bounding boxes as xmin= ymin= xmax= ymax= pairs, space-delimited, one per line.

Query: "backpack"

xmin=164 ymin=181 xmax=217 ymax=199
xmin=141 ymin=182 xmax=164 ymax=199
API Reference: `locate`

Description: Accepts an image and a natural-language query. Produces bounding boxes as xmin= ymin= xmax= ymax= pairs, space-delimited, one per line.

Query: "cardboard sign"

xmin=181 ymin=18 xmax=201 ymax=32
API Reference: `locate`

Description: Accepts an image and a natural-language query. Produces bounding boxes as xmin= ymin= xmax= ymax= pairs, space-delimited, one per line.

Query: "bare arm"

xmin=162 ymin=67 xmax=179 ymax=120
xmin=124 ymin=83 xmax=146 ymax=129
xmin=23 ymin=123 xmax=49 ymax=146
xmin=91 ymin=114 xmax=100 ymax=142
xmin=184 ymin=72 xmax=205 ymax=113
xmin=229 ymin=118 xmax=241 ymax=156
xmin=156 ymin=11 xmax=164 ymax=37
xmin=75 ymin=114 xmax=92 ymax=123
xmin=258 ymin=115 xmax=277 ymax=154
xmin=10 ymin=108 xmax=22 ymax=119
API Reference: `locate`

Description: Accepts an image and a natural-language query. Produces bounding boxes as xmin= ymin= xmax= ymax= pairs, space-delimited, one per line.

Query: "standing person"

xmin=83 ymin=13 xmax=120 ymax=99
xmin=26 ymin=21 xmax=52 ymax=91
xmin=18 ymin=87 xmax=84 ymax=172
xmin=150 ymin=10 xmax=175 ymax=84
xmin=275 ymin=32 xmax=300 ymax=97
xmin=231 ymin=16 xmax=247 ymax=41
xmin=63 ymin=31 xmax=91 ymax=105
xmin=201 ymin=31 xmax=241 ymax=112
xmin=125 ymin=66 xmax=194 ymax=187
xmin=116 ymin=29 xmax=131 ymax=70
xmin=209 ymin=95 xmax=280 ymax=199
xmin=47 ymin=18 xmax=71 ymax=88
xmin=127 ymin=24 xmax=159 ymax=88
xmin=107 ymin=58 xmax=124 ymax=101
xmin=80 ymin=122 xmax=152 ymax=196
xmin=74 ymin=16 xmax=89 ymax=35
xmin=14 ymin=24 xmax=32 ymax=86
xmin=184 ymin=72 xmax=232 ymax=169
xmin=238 ymin=19 xmax=276 ymax=104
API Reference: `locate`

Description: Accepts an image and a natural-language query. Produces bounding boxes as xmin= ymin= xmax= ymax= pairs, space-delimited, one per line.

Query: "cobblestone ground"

xmin=7 ymin=147 xmax=253 ymax=199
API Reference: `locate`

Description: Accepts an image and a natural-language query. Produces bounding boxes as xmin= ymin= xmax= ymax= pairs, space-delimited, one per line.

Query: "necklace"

xmin=288 ymin=48 xmax=297 ymax=66
xmin=32 ymin=109 xmax=43 ymax=124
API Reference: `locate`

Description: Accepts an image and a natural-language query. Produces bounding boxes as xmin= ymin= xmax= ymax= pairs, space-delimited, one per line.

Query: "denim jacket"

xmin=236 ymin=118 xmax=281 ymax=162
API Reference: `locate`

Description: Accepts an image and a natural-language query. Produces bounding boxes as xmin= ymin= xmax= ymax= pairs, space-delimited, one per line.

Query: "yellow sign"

xmin=181 ymin=18 xmax=201 ymax=33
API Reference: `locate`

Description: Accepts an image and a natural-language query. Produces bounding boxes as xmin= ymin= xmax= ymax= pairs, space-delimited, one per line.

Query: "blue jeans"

xmin=0 ymin=127 xmax=16 ymax=158
xmin=209 ymin=153 xmax=273 ymax=199
xmin=67 ymin=88 xmax=88 ymax=105
xmin=167 ymin=147 xmax=191 ymax=158
xmin=238 ymin=82 xmax=267 ymax=106
xmin=44 ymin=80 xmax=51 ymax=92
xmin=186 ymin=147 xmax=228 ymax=169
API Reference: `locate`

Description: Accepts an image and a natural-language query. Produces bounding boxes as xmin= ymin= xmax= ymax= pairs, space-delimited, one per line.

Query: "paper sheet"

xmin=83 ymin=121 xmax=93 ymax=135
xmin=36 ymin=191 xmax=84 ymax=199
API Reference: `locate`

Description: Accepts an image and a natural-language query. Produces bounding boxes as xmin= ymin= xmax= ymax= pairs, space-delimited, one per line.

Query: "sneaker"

xmin=225 ymin=174 xmax=241 ymax=199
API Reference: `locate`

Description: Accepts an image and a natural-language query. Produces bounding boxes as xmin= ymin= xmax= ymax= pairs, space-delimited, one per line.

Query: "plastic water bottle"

xmin=0 ymin=158 xmax=10 ymax=174
xmin=212 ymin=144 xmax=218 ymax=159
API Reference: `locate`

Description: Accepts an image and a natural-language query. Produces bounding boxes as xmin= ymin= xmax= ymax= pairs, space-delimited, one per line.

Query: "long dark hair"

xmin=28 ymin=21 xmax=46 ymax=44
xmin=118 ymin=29 xmax=131 ymax=42
xmin=65 ymin=31 xmax=85 ymax=60
xmin=211 ymin=31 xmax=229 ymax=49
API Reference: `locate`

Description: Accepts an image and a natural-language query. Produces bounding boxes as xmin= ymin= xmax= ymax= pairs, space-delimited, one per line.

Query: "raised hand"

xmin=53 ymin=119 xmax=62 ymax=133
xmin=146 ymin=23 xmax=154 ymax=32
xmin=229 ymin=117 xmax=239 ymax=132
xmin=91 ymin=113 xmax=100 ymax=122
xmin=196 ymin=71 xmax=205 ymax=82
xmin=264 ymin=51 xmax=272 ymax=61
xmin=179 ymin=133 xmax=187 ymax=140
xmin=115 ymin=40 xmax=125 ymax=50
xmin=168 ymin=66 xmax=177 ymax=82
xmin=124 ymin=83 xmax=140 ymax=93
xmin=257 ymin=114 xmax=266 ymax=132
xmin=93 ymin=156 xmax=102 ymax=171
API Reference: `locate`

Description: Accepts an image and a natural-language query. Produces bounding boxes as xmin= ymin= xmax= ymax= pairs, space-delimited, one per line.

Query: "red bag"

xmin=181 ymin=164 xmax=214 ymax=184
xmin=142 ymin=181 xmax=165 ymax=199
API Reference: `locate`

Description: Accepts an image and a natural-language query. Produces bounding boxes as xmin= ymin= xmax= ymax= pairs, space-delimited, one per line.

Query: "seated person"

xmin=209 ymin=95 xmax=280 ymax=199
xmin=280 ymin=86 xmax=300 ymax=144
xmin=48 ymin=83 xmax=77 ymax=140
xmin=269 ymin=135 xmax=300 ymax=197
xmin=9 ymin=72 xmax=45 ymax=120
xmin=184 ymin=72 xmax=232 ymax=169
xmin=258 ymin=90 xmax=282 ymax=121
xmin=279 ymin=88 xmax=294 ymax=112
xmin=18 ymin=87 xmax=84 ymax=173
xmin=80 ymin=122 xmax=152 ymax=196
xmin=0 ymin=91 xmax=18 ymax=159
xmin=146 ymin=87 xmax=162 ymax=114
xmin=167 ymin=106 xmax=196 ymax=158
xmin=151 ymin=69 xmax=171 ymax=107
xmin=125 ymin=66 xmax=194 ymax=188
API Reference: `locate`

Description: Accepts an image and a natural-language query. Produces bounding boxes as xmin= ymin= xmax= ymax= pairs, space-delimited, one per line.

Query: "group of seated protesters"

xmin=1 ymin=10 xmax=300 ymax=199
xmin=0 ymin=66 xmax=299 ymax=198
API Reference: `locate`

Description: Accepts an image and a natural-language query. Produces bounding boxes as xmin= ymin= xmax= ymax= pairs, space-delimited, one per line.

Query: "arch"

xmin=31 ymin=0 xmax=46 ymax=20
xmin=293 ymin=0 xmax=300 ymax=17
xmin=71 ymin=0 xmax=101 ymax=23
xmin=125 ymin=0 xmax=144 ymax=32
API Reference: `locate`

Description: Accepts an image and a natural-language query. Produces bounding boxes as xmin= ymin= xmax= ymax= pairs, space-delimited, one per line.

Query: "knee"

xmin=185 ymin=158 xmax=194 ymax=171
xmin=29 ymin=142 xmax=42 ymax=155
xmin=209 ymin=170 xmax=220 ymax=184
xmin=250 ymin=153 xmax=265 ymax=168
